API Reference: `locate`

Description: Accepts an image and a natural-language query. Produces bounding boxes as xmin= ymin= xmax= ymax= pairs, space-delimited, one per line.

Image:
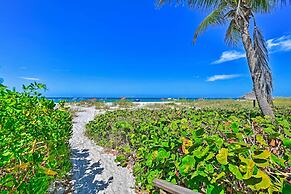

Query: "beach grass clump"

xmin=0 ymin=83 xmax=72 ymax=193
xmin=94 ymin=101 xmax=110 ymax=110
xmin=86 ymin=105 xmax=291 ymax=193
xmin=273 ymin=98 xmax=291 ymax=108
xmin=113 ymin=99 xmax=134 ymax=108
xmin=144 ymin=102 xmax=179 ymax=110
xmin=179 ymin=99 xmax=255 ymax=110
xmin=72 ymin=99 xmax=109 ymax=110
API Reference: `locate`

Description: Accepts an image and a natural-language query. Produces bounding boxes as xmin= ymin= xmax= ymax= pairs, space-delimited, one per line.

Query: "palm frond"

xmin=249 ymin=0 xmax=291 ymax=13
xmin=272 ymin=0 xmax=291 ymax=6
xmin=253 ymin=27 xmax=273 ymax=104
xmin=157 ymin=0 xmax=290 ymax=14
xmin=157 ymin=0 xmax=223 ymax=9
xmin=249 ymin=0 xmax=274 ymax=13
xmin=193 ymin=2 xmax=227 ymax=43
xmin=225 ymin=19 xmax=240 ymax=46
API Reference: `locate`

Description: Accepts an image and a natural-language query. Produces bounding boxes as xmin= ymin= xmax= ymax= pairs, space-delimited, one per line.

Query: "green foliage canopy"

xmin=87 ymin=106 xmax=291 ymax=193
xmin=0 ymin=83 xmax=72 ymax=193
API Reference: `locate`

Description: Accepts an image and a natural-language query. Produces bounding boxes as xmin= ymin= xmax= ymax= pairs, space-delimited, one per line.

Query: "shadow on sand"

xmin=71 ymin=149 xmax=113 ymax=194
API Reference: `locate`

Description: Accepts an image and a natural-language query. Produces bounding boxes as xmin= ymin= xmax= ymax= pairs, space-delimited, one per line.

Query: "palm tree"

xmin=157 ymin=0 xmax=287 ymax=117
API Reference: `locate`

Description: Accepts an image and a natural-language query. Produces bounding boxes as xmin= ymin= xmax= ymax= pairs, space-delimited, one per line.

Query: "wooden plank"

xmin=153 ymin=179 xmax=200 ymax=194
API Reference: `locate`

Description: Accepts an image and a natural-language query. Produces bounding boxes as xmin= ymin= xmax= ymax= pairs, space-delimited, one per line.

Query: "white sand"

xmin=108 ymin=101 xmax=175 ymax=108
xmin=69 ymin=106 xmax=135 ymax=194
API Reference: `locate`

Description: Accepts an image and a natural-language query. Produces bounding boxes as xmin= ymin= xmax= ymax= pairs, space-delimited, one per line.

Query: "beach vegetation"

xmin=0 ymin=83 xmax=72 ymax=193
xmin=144 ymin=102 xmax=178 ymax=109
xmin=71 ymin=100 xmax=109 ymax=110
xmin=87 ymin=104 xmax=291 ymax=193
xmin=113 ymin=99 xmax=135 ymax=108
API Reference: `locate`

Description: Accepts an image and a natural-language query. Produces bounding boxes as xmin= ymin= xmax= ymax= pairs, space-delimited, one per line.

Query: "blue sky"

xmin=0 ymin=1 xmax=290 ymax=98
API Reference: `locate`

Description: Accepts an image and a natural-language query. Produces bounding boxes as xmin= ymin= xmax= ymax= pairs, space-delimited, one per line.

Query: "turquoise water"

xmin=48 ymin=97 xmax=235 ymax=103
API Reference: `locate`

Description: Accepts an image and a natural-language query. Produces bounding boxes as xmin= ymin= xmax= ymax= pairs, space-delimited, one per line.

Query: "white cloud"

xmin=212 ymin=35 xmax=291 ymax=64
xmin=212 ymin=50 xmax=245 ymax=64
xmin=267 ymin=35 xmax=291 ymax=52
xmin=19 ymin=77 xmax=40 ymax=81
xmin=207 ymin=74 xmax=241 ymax=82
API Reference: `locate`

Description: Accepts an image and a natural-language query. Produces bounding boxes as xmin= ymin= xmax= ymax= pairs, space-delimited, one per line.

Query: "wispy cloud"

xmin=212 ymin=50 xmax=245 ymax=64
xmin=19 ymin=77 xmax=40 ymax=81
xmin=267 ymin=35 xmax=291 ymax=52
xmin=207 ymin=74 xmax=241 ymax=82
xmin=213 ymin=35 xmax=291 ymax=64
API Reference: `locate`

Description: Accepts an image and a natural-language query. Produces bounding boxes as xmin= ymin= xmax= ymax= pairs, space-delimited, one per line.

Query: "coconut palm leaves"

xmin=157 ymin=0 xmax=289 ymax=116
xmin=158 ymin=0 xmax=286 ymax=10
xmin=253 ymin=27 xmax=273 ymax=104
xmin=193 ymin=1 xmax=227 ymax=42
xmin=225 ymin=20 xmax=240 ymax=46
xmin=158 ymin=0 xmax=221 ymax=9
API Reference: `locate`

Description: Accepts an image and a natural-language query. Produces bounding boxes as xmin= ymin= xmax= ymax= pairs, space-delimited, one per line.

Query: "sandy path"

xmin=69 ymin=106 xmax=135 ymax=194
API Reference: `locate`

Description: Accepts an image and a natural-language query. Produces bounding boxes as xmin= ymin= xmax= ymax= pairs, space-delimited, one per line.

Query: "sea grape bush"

xmin=0 ymin=83 xmax=72 ymax=193
xmin=113 ymin=99 xmax=135 ymax=108
xmin=87 ymin=107 xmax=291 ymax=193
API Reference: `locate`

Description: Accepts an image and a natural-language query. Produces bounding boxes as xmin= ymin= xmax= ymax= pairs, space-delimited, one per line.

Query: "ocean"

xmin=47 ymin=97 xmax=235 ymax=103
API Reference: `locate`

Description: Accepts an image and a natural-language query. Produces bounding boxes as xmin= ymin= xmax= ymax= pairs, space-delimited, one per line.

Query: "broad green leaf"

xmin=161 ymin=141 xmax=169 ymax=148
xmin=236 ymin=132 xmax=244 ymax=140
xmin=205 ymin=164 xmax=214 ymax=173
xmin=171 ymin=178 xmax=177 ymax=184
xmin=171 ymin=121 xmax=178 ymax=130
xmin=193 ymin=146 xmax=203 ymax=158
xmin=146 ymin=154 xmax=153 ymax=167
xmin=205 ymin=152 xmax=215 ymax=161
xmin=215 ymin=138 xmax=224 ymax=148
xmin=230 ymin=122 xmax=239 ymax=133
xmin=152 ymin=150 xmax=158 ymax=159
xmin=284 ymin=127 xmax=291 ymax=137
xmin=283 ymin=138 xmax=291 ymax=148
xmin=270 ymin=154 xmax=286 ymax=168
xmin=282 ymin=181 xmax=291 ymax=194
xmin=252 ymin=150 xmax=271 ymax=159
xmin=201 ymin=146 xmax=210 ymax=158
xmin=157 ymin=148 xmax=170 ymax=160
xmin=179 ymin=155 xmax=195 ymax=176
xmin=198 ymin=170 xmax=207 ymax=177
xmin=2 ymin=151 xmax=12 ymax=157
xmin=216 ymin=148 xmax=228 ymax=165
xmin=211 ymin=172 xmax=225 ymax=183
xmin=256 ymin=135 xmax=267 ymax=146
xmin=279 ymin=120 xmax=290 ymax=134
xmin=254 ymin=159 xmax=269 ymax=168
xmin=228 ymin=164 xmax=243 ymax=180
xmin=239 ymin=155 xmax=255 ymax=179
xmin=248 ymin=170 xmax=271 ymax=190
xmin=206 ymin=185 xmax=215 ymax=194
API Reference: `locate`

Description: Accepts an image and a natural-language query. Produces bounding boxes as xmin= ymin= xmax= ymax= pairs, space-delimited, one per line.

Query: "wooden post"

xmin=253 ymin=100 xmax=256 ymax=108
xmin=153 ymin=179 xmax=200 ymax=194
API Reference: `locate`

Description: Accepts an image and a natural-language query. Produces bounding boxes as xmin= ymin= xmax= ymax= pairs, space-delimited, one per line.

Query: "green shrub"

xmin=113 ymin=99 xmax=134 ymax=108
xmin=87 ymin=107 xmax=291 ymax=193
xmin=0 ymin=83 xmax=72 ymax=193
xmin=75 ymin=99 xmax=108 ymax=109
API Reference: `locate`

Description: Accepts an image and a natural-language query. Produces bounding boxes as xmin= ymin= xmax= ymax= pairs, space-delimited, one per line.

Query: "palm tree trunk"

xmin=240 ymin=19 xmax=275 ymax=118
